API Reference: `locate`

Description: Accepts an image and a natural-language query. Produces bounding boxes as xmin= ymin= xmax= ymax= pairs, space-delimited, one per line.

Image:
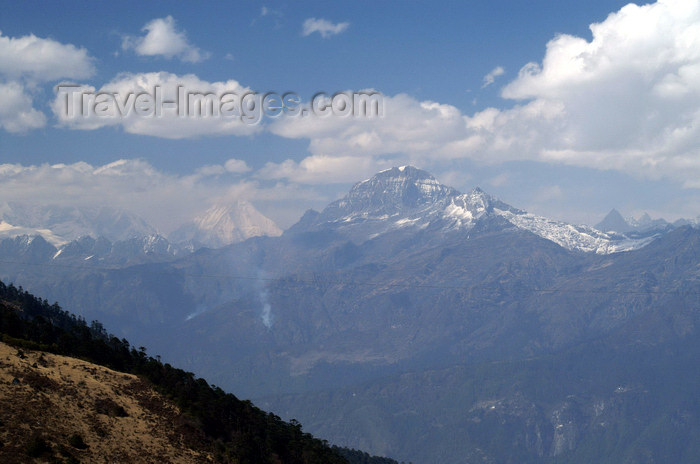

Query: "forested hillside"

xmin=0 ymin=281 xmax=400 ymax=464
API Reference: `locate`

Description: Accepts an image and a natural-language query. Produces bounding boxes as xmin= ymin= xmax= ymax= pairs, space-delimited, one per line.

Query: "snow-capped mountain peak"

xmin=169 ymin=201 xmax=282 ymax=248
xmin=293 ymin=166 xmax=655 ymax=254
xmin=322 ymin=166 xmax=457 ymax=221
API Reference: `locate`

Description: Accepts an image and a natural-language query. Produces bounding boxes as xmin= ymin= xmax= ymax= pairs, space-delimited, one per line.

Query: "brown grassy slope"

xmin=0 ymin=341 xmax=215 ymax=463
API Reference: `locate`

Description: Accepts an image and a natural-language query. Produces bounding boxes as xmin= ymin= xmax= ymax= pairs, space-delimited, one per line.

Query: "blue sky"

xmin=1 ymin=0 xmax=699 ymax=230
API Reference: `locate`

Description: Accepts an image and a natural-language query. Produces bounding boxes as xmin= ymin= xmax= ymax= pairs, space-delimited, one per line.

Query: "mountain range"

xmin=595 ymin=207 xmax=697 ymax=234
xmin=290 ymin=166 xmax=661 ymax=253
xmin=0 ymin=200 xmax=281 ymax=266
xmin=1 ymin=166 xmax=699 ymax=463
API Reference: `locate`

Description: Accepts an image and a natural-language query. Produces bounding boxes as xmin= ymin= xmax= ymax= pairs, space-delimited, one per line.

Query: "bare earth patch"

xmin=0 ymin=341 xmax=214 ymax=463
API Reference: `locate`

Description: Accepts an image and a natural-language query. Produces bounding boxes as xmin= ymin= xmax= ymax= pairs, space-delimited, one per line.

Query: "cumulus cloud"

xmin=0 ymin=81 xmax=46 ymax=132
xmin=0 ymin=30 xmax=95 ymax=134
xmin=302 ymin=18 xmax=349 ymax=38
xmin=269 ymin=93 xmax=468 ymax=162
xmin=482 ymin=66 xmax=505 ymax=88
xmin=52 ymin=72 xmax=262 ymax=138
xmin=271 ymin=0 xmax=700 ymax=188
xmin=122 ymin=16 xmax=210 ymax=63
xmin=19 ymin=0 xmax=700 ymax=192
xmin=0 ymin=159 xmax=322 ymax=232
xmin=0 ymin=30 xmax=95 ymax=81
xmin=490 ymin=0 xmax=700 ymax=184
xmin=224 ymin=158 xmax=252 ymax=173
xmin=257 ymin=154 xmax=394 ymax=185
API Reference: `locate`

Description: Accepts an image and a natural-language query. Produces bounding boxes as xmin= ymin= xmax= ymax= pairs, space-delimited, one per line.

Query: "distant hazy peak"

xmin=595 ymin=208 xmax=633 ymax=233
xmin=169 ymin=200 xmax=282 ymax=248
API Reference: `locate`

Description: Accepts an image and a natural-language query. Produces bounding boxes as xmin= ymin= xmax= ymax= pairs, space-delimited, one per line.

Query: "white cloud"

xmin=489 ymin=0 xmax=700 ymax=182
xmin=0 ymin=81 xmax=46 ymax=132
xmin=482 ymin=66 xmax=505 ymax=88
xmin=435 ymin=170 xmax=472 ymax=191
xmin=0 ymin=30 xmax=95 ymax=81
xmin=269 ymin=93 xmax=469 ymax=161
xmin=270 ymin=0 xmax=700 ymax=189
xmin=122 ymin=16 xmax=210 ymax=63
xmin=22 ymin=0 xmax=700 ymax=192
xmin=224 ymin=158 xmax=252 ymax=173
xmin=193 ymin=158 xmax=251 ymax=177
xmin=302 ymin=18 xmax=349 ymax=38
xmin=257 ymin=154 xmax=393 ymax=184
xmin=52 ymin=72 xmax=262 ymax=138
xmin=0 ymin=31 xmax=94 ymax=134
xmin=194 ymin=164 xmax=226 ymax=177
xmin=0 ymin=159 xmax=322 ymax=231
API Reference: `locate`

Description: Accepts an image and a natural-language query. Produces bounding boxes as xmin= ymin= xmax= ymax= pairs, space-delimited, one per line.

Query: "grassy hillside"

xmin=0 ymin=281 xmax=400 ymax=464
xmin=0 ymin=340 xmax=216 ymax=463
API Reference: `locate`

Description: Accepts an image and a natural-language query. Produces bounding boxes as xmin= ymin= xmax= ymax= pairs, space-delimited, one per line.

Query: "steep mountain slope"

xmin=0 ymin=341 xmax=215 ymax=463
xmin=0 ymin=282 xmax=398 ymax=464
xmin=267 ymin=323 xmax=700 ymax=464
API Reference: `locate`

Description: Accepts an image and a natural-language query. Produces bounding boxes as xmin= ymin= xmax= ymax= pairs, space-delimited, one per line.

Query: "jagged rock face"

xmin=322 ymin=166 xmax=458 ymax=220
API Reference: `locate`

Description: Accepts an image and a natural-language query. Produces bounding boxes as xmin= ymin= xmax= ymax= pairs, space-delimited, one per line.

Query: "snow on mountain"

xmin=495 ymin=208 xmax=653 ymax=254
xmin=441 ymin=188 xmax=651 ymax=253
xmin=0 ymin=199 xmax=282 ymax=255
xmin=301 ymin=166 xmax=654 ymax=254
xmin=595 ymin=209 xmax=674 ymax=235
xmin=0 ymin=202 xmax=157 ymax=245
xmin=169 ymin=201 xmax=282 ymax=248
xmin=625 ymin=212 xmax=671 ymax=232
xmin=321 ymin=166 xmax=457 ymax=221
xmin=0 ymin=221 xmax=67 ymax=247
